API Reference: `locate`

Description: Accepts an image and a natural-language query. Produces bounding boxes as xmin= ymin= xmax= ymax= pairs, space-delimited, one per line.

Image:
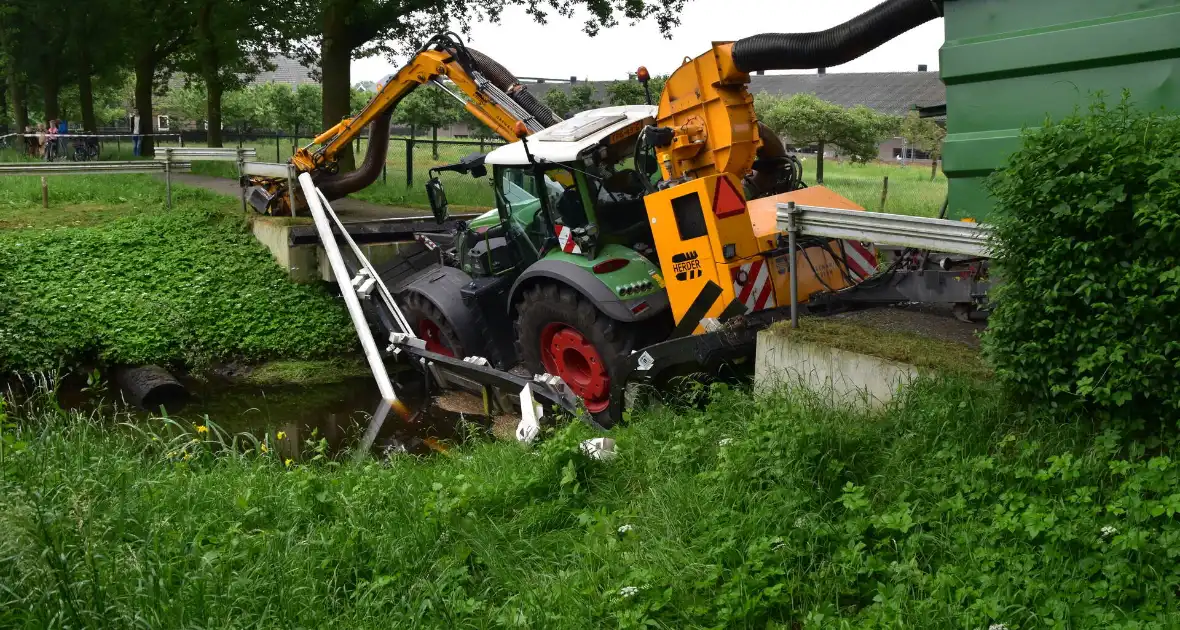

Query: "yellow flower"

xmin=285 ymin=458 xmax=294 ymax=467
xmin=260 ymin=443 xmax=269 ymax=454
xmin=183 ymin=452 xmax=192 ymax=461
xmin=276 ymin=431 xmax=287 ymax=441
xmin=196 ymin=425 xmax=209 ymax=435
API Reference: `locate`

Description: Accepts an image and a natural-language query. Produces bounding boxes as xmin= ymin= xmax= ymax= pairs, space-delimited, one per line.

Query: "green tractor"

xmin=390 ymin=106 xmax=672 ymax=425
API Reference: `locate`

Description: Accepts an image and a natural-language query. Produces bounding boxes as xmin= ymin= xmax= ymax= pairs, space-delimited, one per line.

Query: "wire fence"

xmin=0 ymin=129 xmax=504 ymax=210
xmin=176 ymin=132 xmax=506 ymax=209
xmin=0 ymin=132 xmax=186 ymax=162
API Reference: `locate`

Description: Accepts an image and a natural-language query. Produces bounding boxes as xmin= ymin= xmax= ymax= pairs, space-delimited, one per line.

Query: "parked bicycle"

xmin=72 ymin=137 xmax=100 ymax=161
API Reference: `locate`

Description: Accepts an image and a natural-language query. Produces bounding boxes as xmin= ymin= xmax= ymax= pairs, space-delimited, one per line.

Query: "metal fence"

xmin=2 ymin=128 xmax=506 ymax=212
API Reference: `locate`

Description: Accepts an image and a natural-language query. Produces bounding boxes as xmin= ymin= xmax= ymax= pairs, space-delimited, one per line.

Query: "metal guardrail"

xmin=0 ymin=159 xmax=194 ymax=209
xmin=777 ymin=201 xmax=994 ymax=328
xmin=0 ymin=160 xmax=191 ymax=176
xmin=241 ymin=161 xmax=291 ymax=178
xmin=153 ymin=147 xmax=256 ymax=161
xmin=776 ymin=203 xmax=992 ymax=257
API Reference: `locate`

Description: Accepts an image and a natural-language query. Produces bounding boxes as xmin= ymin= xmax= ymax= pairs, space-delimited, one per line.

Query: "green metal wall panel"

xmin=940 ymin=0 xmax=1180 ymax=219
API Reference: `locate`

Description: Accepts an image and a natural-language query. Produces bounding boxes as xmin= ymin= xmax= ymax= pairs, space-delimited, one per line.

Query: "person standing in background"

xmin=131 ymin=110 xmax=141 ymax=157
xmin=43 ymin=121 xmax=56 ymax=160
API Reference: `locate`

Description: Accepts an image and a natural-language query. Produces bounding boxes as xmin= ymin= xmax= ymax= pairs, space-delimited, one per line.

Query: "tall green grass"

xmin=814 ymin=160 xmax=947 ymax=217
xmin=4 ymin=378 xmax=1178 ymax=628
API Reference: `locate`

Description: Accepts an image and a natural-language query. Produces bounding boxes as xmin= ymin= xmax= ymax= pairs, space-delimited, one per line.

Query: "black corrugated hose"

xmin=317 ymin=36 xmax=559 ymax=202
xmin=731 ymin=0 xmax=943 ymax=72
xmin=464 ymin=47 xmax=562 ymax=128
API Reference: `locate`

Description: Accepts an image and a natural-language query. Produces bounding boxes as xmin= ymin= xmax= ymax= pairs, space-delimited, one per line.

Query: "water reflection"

xmin=37 ymin=369 xmax=499 ymax=460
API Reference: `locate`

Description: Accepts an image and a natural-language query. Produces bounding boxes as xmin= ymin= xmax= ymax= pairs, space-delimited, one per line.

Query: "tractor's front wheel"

xmin=399 ymin=291 xmax=464 ymax=358
xmin=515 ymin=284 xmax=635 ymax=427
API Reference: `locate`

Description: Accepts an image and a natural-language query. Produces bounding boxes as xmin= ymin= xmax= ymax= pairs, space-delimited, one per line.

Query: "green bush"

xmin=0 ymin=203 xmax=355 ymax=371
xmin=985 ymin=95 xmax=1180 ymax=416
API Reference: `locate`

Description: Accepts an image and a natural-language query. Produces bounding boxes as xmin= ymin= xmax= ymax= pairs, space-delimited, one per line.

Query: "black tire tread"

xmin=514 ymin=284 xmax=634 ymax=427
xmin=400 ymin=291 xmax=466 ymax=357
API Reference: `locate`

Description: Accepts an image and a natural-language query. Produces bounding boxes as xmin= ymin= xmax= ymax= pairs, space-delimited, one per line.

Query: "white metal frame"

xmin=778 ymin=201 xmax=993 ymax=328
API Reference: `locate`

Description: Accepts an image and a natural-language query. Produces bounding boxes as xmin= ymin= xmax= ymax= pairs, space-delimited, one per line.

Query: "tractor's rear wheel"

xmin=515 ymin=284 xmax=636 ymax=427
xmin=399 ymin=292 xmax=464 ymax=358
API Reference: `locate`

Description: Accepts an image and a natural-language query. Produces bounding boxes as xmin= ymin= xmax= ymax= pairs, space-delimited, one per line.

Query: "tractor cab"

xmin=428 ymin=105 xmax=661 ymax=279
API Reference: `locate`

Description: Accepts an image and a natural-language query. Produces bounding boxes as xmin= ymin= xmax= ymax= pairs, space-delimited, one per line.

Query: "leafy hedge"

xmin=985 ymin=96 xmax=1180 ymax=416
xmin=0 ymin=205 xmax=355 ymax=371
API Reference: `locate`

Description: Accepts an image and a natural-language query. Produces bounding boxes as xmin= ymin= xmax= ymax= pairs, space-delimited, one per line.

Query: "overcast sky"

xmin=350 ymin=0 xmax=945 ymax=83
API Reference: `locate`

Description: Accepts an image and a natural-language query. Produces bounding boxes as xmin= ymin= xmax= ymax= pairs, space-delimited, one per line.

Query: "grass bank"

xmin=0 ymin=176 xmax=354 ymax=372
xmin=3 ymin=379 xmax=1178 ymax=628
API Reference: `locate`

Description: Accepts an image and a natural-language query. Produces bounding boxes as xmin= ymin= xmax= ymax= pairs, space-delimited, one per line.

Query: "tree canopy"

xmin=756 ymin=92 xmax=899 ymax=183
xmin=2 ymin=0 xmax=690 ymax=158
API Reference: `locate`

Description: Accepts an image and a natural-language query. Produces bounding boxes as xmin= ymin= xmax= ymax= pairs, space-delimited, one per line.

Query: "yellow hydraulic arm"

xmin=250 ymin=33 xmax=559 ymax=215
xmin=298 ymin=50 xmax=541 ymax=173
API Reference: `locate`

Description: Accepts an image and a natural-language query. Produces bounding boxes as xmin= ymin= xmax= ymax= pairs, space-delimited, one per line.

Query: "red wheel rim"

xmin=539 ymin=323 xmax=610 ymax=413
xmin=418 ymin=319 xmax=453 ymax=357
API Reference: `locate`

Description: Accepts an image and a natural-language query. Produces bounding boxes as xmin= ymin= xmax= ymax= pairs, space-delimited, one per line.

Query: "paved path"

xmin=162 ymin=172 xmax=428 ymax=221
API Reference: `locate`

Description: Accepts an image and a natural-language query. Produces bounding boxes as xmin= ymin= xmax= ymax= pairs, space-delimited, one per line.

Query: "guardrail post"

xmin=405 ymin=138 xmax=414 ymax=188
xmin=786 ymin=201 xmax=799 ymax=329
xmin=275 ymin=133 xmax=281 ymax=163
xmin=287 ymin=164 xmax=297 ymax=216
xmin=879 ymin=176 xmax=889 ymax=212
xmin=164 ymin=147 xmax=173 ymax=209
xmin=237 ymin=149 xmax=247 ymax=213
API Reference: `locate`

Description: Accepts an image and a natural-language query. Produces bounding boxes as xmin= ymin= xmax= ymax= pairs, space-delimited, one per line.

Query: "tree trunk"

xmin=815 ymin=140 xmax=826 ymax=184
xmin=0 ymin=74 xmax=7 ymax=133
xmin=10 ymin=70 xmax=27 ymax=133
xmin=78 ymin=66 xmax=97 ymax=132
xmin=205 ymin=78 xmax=223 ymax=147
xmin=197 ymin=0 xmax=222 ymax=147
xmin=431 ymin=125 xmax=438 ymax=159
xmin=41 ymin=68 xmax=60 ymax=121
xmin=134 ymin=59 xmax=156 ymax=156
xmin=930 ymin=155 xmax=939 ymax=182
xmin=321 ymin=4 xmax=355 ymax=172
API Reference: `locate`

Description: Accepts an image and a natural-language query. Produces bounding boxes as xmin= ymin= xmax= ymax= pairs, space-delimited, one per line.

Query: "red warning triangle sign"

xmin=713 ymin=176 xmax=746 ymax=219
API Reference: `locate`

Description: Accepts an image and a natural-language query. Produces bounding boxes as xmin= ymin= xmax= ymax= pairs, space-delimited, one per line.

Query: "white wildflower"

xmin=1101 ymin=525 xmax=1118 ymax=538
xmin=718 ymin=438 xmax=733 ymax=447
xmin=619 ymin=586 xmax=640 ymax=598
xmin=988 ymin=624 xmax=1009 ymax=630
xmin=617 ymin=524 xmax=634 ymax=535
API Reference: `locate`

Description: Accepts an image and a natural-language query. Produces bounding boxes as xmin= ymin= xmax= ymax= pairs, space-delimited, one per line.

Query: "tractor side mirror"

xmin=425 ymin=177 xmax=449 ymax=224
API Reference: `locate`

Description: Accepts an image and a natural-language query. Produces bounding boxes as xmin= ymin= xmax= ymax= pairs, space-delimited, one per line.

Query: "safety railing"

xmin=0 ymin=159 xmax=192 ymax=209
xmin=777 ymin=202 xmax=993 ymax=327
xmin=155 ymin=147 xmax=257 ymax=208
xmin=153 ymin=147 xmax=255 ymax=161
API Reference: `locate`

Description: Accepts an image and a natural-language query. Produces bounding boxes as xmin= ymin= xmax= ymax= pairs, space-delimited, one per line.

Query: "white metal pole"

xmin=298 ymin=173 xmax=399 ymax=403
xmin=164 ymin=147 xmax=173 ymax=209
xmin=787 ymin=201 xmax=799 ymax=329
xmin=315 ymin=188 xmax=414 ymax=336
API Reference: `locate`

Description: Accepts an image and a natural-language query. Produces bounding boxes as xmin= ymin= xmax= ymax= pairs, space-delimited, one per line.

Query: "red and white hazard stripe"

xmin=840 ymin=240 xmax=879 ymax=281
xmin=731 ymin=259 xmax=776 ymax=313
xmin=555 ymin=225 xmax=582 ymax=254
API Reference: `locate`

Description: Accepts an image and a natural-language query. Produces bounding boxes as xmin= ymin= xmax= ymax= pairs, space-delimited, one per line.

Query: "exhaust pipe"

xmin=731 ymin=0 xmax=943 ymax=73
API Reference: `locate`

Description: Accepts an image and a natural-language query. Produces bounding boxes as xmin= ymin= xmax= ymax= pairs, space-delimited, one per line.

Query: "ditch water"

xmin=21 ymin=367 xmax=508 ymax=459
